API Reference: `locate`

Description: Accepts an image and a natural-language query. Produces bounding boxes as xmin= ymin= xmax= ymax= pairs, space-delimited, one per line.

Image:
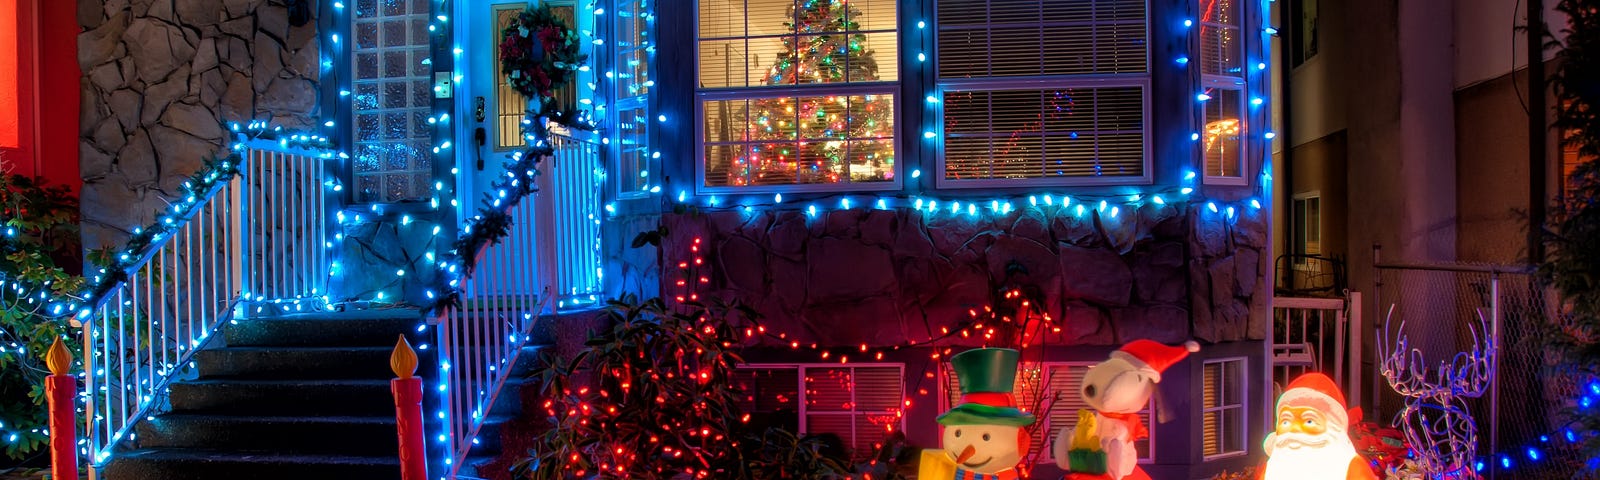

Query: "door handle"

xmin=474 ymin=96 xmax=486 ymax=123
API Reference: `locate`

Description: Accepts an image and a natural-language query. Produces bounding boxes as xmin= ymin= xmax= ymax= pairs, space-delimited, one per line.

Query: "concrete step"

xmin=168 ymin=379 xmax=394 ymax=416
xmin=223 ymin=309 xmax=422 ymax=347
xmin=133 ymin=414 xmax=399 ymax=456
xmin=195 ymin=346 xmax=398 ymax=380
xmin=100 ymin=448 xmax=399 ymax=480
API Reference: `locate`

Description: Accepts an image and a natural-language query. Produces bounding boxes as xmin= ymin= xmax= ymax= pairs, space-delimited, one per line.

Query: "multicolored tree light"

xmin=721 ymin=0 xmax=896 ymax=187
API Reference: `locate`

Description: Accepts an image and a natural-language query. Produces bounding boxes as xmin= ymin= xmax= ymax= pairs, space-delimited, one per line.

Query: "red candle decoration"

xmin=390 ymin=335 xmax=426 ymax=480
xmin=44 ymin=338 xmax=77 ymax=480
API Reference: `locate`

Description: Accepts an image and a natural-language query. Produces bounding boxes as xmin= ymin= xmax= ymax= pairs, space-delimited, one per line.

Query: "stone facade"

xmin=77 ymin=0 xmax=320 ymax=251
xmin=659 ymin=202 xmax=1268 ymax=348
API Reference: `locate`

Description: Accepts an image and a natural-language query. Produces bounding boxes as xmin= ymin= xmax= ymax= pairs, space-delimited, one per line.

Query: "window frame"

xmin=1291 ymin=191 xmax=1321 ymax=263
xmin=938 ymin=361 xmax=1157 ymax=465
xmin=735 ymin=363 xmax=909 ymax=455
xmin=1200 ymin=356 xmax=1249 ymax=460
xmin=692 ymin=0 xmax=905 ymax=195
xmin=931 ymin=0 xmax=1156 ymax=189
xmin=613 ymin=0 xmax=656 ymax=199
xmin=1199 ymin=0 xmax=1249 ymax=186
xmin=337 ymin=0 xmax=442 ymax=206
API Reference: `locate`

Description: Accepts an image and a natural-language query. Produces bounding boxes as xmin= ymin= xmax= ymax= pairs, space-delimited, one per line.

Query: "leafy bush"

xmin=1545 ymin=0 xmax=1600 ymax=474
xmin=0 ymin=173 xmax=84 ymax=460
xmin=511 ymin=296 xmax=907 ymax=479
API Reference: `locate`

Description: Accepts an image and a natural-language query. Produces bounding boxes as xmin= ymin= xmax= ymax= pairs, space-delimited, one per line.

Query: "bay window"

xmin=696 ymin=0 xmax=899 ymax=192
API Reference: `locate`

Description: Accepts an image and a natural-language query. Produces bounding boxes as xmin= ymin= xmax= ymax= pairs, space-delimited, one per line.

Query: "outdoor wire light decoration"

xmin=1380 ymin=304 xmax=1498 ymax=478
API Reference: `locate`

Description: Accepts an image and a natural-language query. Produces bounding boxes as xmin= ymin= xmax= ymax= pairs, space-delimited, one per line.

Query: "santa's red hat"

xmin=1109 ymin=339 xmax=1200 ymax=383
xmin=1277 ymin=373 xmax=1351 ymax=431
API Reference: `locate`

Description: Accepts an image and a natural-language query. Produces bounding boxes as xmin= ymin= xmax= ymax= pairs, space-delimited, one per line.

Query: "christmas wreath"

xmin=499 ymin=4 xmax=586 ymax=106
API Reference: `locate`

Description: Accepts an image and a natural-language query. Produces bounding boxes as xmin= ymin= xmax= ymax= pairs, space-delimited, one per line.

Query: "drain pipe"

xmin=1278 ymin=4 xmax=1297 ymax=289
xmin=1528 ymin=0 xmax=1548 ymax=264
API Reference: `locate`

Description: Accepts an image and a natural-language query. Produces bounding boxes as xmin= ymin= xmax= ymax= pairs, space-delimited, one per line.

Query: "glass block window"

xmin=1202 ymin=358 xmax=1248 ymax=458
xmin=616 ymin=0 xmax=655 ymax=195
xmin=943 ymin=362 xmax=1154 ymax=464
xmin=1201 ymin=0 xmax=1247 ymax=183
xmin=351 ymin=0 xmax=433 ymax=203
xmin=733 ymin=364 xmax=905 ymax=460
xmin=696 ymin=0 xmax=899 ymax=192
xmin=936 ymin=0 xmax=1150 ymax=186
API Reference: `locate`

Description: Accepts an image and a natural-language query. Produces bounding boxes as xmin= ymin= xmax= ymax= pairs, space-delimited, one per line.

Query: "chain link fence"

xmin=1374 ymin=262 xmax=1577 ymax=479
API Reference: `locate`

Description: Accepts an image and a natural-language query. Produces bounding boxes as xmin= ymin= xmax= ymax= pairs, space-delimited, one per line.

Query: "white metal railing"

xmin=436 ymin=180 xmax=552 ymax=477
xmin=82 ymin=138 xmax=335 ymax=467
xmin=1270 ymin=292 xmax=1363 ymax=404
xmin=241 ymin=140 xmax=334 ymax=308
xmin=537 ymin=134 xmax=604 ymax=309
xmin=434 ymin=132 xmax=601 ymax=476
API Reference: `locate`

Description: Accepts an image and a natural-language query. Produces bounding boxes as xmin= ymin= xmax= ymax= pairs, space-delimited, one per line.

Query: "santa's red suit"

xmin=1260 ymin=373 xmax=1378 ymax=480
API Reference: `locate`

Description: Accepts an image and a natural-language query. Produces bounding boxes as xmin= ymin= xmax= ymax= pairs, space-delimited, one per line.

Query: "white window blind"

xmin=936 ymin=0 xmax=1150 ymax=186
xmin=1202 ymin=358 xmax=1247 ymax=458
xmin=943 ymin=87 xmax=1146 ymax=182
xmin=942 ymin=362 xmax=1154 ymax=464
xmin=350 ymin=0 xmax=434 ymax=203
xmin=733 ymin=364 xmax=905 ymax=460
xmin=936 ymin=0 xmax=1148 ymax=78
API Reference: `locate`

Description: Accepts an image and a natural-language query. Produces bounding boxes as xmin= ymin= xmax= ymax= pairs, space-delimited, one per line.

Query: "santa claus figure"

xmin=1261 ymin=373 xmax=1378 ymax=480
xmin=1053 ymin=339 xmax=1198 ymax=480
xmin=919 ymin=348 xmax=1035 ymax=480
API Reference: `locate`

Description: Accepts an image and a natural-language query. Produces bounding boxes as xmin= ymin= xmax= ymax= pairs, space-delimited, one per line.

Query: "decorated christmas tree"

xmin=733 ymin=0 xmax=895 ymax=186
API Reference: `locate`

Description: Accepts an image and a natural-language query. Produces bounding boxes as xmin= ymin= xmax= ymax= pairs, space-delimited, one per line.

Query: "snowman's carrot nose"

xmin=955 ymin=445 xmax=976 ymax=464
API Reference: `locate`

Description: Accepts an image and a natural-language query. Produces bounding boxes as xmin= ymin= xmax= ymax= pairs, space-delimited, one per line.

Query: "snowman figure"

xmin=1052 ymin=339 xmax=1198 ymax=480
xmin=919 ymin=347 xmax=1035 ymax=480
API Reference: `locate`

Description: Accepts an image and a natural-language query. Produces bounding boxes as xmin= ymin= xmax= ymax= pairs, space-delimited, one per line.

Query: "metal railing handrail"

xmin=429 ymin=131 xmax=603 ymax=477
xmin=77 ymin=131 xmax=339 ymax=469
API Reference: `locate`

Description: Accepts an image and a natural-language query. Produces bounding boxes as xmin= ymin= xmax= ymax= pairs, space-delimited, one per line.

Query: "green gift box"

xmin=1068 ymin=448 xmax=1107 ymax=474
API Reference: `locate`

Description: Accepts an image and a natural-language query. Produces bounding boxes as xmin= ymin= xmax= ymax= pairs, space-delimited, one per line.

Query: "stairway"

xmin=98 ymin=309 xmax=542 ymax=480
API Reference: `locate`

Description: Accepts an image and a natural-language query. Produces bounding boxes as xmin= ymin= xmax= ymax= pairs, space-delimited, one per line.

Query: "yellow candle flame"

xmin=391 ymin=335 xmax=417 ymax=379
xmin=46 ymin=337 xmax=71 ymax=376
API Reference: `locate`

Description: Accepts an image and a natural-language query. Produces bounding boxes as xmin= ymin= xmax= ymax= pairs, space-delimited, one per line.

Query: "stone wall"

xmin=77 ymin=0 xmax=320 ymax=251
xmin=660 ymin=202 xmax=1268 ymax=348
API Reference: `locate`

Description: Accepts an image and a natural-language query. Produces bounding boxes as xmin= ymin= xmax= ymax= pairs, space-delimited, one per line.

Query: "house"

xmin=6 ymin=0 xmax=1279 ymax=478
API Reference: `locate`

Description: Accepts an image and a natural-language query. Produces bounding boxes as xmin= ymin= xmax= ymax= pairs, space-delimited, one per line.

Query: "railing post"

xmin=45 ymin=338 xmax=78 ymax=480
xmin=391 ymin=335 xmax=428 ymax=480
xmin=1488 ymin=273 xmax=1501 ymax=480
xmin=1346 ymin=291 xmax=1362 ymax=411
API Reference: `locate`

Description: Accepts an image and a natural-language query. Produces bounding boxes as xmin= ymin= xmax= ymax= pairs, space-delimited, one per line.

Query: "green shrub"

xmin=511 ymin=296 xmax=908 ymax=479
xmin=0 ymin=173 xmax=85 ymax=460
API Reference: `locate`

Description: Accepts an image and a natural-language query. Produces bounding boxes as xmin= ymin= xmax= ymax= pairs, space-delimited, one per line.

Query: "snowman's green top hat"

xmin=937 ymin=348 xmax=1036 ymax=427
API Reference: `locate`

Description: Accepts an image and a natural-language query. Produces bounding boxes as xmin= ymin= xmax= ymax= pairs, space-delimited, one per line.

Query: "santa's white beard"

xmin=1262 ymin=430 xmax=1360 ymax=480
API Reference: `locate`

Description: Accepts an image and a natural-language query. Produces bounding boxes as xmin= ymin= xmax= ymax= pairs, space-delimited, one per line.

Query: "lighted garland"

xmin=74 ymin=123 xmax=336 ymax=316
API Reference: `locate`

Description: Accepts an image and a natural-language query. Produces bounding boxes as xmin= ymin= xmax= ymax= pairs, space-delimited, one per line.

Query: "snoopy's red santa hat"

xmin=1277 ymin=373 xmax=1352 ymax=431
xmin=1109 ymin=339 xmax=1200 ymax=383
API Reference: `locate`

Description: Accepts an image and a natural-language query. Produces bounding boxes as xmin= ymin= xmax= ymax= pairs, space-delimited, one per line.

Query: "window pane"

xmin=350 ymin=0 xmax=432 ymax=203
xmin=699 ymin=0 xmax=897 ymax=86
xmin=1203 ymin=87 xmax=1244 ymax=178
xmin=940 ymin=0 xmax=1146 ymax=78
xmin=944 ymin=86 xmax=1145 ymax=182
xmin=806 ymin=368 xmax=858 ymax=412
xmin=703 ymin=94 xmax=895 ymax=188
